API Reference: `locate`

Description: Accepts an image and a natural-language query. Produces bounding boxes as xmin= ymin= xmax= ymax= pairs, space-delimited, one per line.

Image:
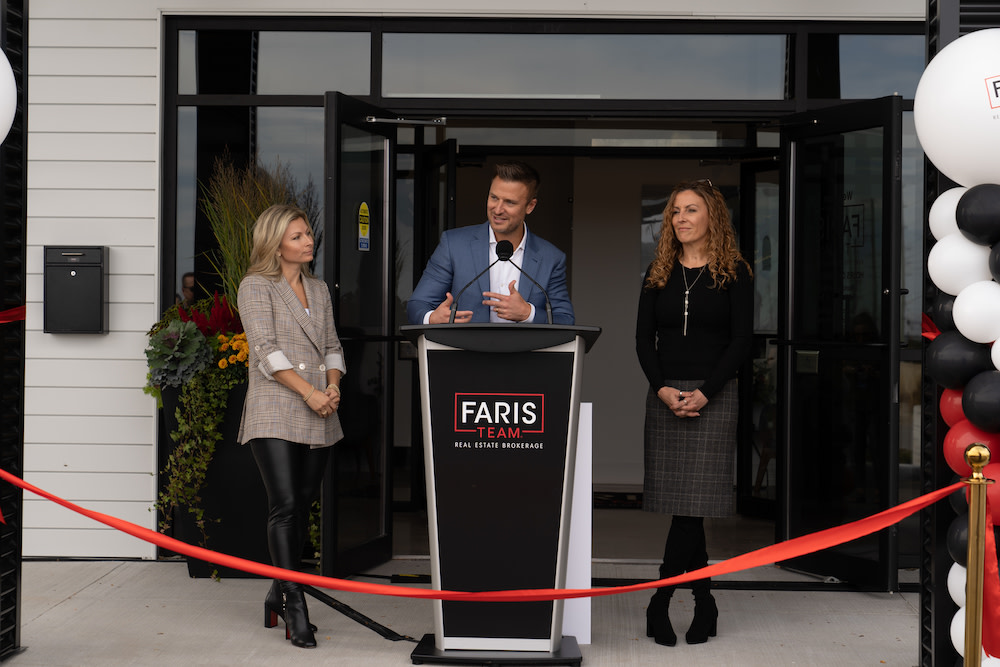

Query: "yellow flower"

xmin=236 ymin=349 xmax=248 ymax=363
xmin=218 ymin=358 xmax=228 ymax=369
xmin=228 ymin=354 xmax=238 ymax=364
xmin=220 ymin=343 xmax=230 ymax=352
xmin=217 ymin=334 xmax=227 ymax=343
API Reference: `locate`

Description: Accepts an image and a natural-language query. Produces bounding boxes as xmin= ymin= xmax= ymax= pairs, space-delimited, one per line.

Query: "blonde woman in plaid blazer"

xmin=237 ymin=204 xmax=346 ymax=650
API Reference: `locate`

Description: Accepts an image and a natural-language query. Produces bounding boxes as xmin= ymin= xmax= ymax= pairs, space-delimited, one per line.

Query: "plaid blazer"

xmin=237 ymin=273 xmax=346 ymax=448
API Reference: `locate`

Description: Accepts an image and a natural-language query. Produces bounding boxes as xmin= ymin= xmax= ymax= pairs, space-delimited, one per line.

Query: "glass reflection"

xmin=178 ymin=30 xmax=370 ymax=95
xmin=176 ymin=107 xmax=197 ymax=298
xmin=256 ymin=32 xmax=370 ymax=95
xmin=383 ymin=33 xmax=787 ymax=100
xmin=256 ymin=107 xmax=325 ymax=276
xmin=839 ymin=35 xmax=924 ymax=99
xmin=900 ymin=112 xmax=924 ymax=347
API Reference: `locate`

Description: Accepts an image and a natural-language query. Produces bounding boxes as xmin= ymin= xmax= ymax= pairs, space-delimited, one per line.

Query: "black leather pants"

xmin=249 ymin=438 xmax=331 ymax=573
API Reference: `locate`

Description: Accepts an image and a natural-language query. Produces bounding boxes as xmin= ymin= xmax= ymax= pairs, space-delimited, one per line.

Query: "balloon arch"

xmin=915 ymin=27 xmax=1000 ymax=662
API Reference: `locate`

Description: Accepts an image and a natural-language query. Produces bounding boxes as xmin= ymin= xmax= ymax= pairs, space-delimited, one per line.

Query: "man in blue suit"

xmin=407 ymin=161 xmax=575 ymax=325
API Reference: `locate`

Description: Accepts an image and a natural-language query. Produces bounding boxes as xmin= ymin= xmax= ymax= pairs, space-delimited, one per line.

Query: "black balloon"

xmin=925 ymin=330 xmax=993 ymax=389
xmin=947 ymin=513 xmax=969 ymax=566
xmin=957 ymin=183 xmax=1000 ymax=245
xmin=990 ymin=243 xmax=1000 ymax=283
xmin=948 ymin=475 xmax=968 ymax=514
xmin=928 ymin=293 xmax=956 ymax=332
xmin=962 ymin=370 xmax=1000 ymax=433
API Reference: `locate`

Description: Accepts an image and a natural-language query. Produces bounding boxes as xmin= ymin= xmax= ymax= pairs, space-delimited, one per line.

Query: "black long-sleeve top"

xmin=635 ymin=261 xmax=753 ymax=399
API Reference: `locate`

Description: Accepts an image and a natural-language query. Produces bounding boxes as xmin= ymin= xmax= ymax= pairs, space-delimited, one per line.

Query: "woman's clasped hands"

xmin=304 ymin=384 xmax=341 ymax=418
xmin=657 ymin=385 xmax=706 ymax=418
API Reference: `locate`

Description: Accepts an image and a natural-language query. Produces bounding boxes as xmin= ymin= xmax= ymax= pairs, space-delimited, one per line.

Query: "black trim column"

xmin=0 ymin=0 xmax=27 ymax=659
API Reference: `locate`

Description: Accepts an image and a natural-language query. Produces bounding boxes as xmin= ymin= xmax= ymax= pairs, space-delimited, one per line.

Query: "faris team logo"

xmin=454 ymin=393 xmax=544 ymax=439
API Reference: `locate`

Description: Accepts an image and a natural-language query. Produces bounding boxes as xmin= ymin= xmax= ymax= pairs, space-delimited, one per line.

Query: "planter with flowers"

xmin=145 ymin=293 xmax=270 ymax=578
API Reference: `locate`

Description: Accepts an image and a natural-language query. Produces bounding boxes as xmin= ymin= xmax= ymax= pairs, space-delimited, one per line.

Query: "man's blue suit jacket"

xmin=406 ymin=222 xmax=575 ymax=325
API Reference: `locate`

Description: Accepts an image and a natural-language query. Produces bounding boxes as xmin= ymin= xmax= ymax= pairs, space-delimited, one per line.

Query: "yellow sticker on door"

xmin=358 ymin=202 xmax=370 ymax=251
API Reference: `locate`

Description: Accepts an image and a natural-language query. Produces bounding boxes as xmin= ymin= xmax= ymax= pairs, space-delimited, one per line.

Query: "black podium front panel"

xmin=407 ymin=326 xmax=592 ymax=654
xmin=428 ymin=348 xmax=573 ymax=642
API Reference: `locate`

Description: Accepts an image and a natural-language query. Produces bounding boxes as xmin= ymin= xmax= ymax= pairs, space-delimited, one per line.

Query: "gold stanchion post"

xmin=964 ymin=442 xmax=992 ymax=667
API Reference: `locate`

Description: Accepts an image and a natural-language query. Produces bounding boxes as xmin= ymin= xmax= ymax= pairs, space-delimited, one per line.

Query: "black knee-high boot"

xmin=647 ymin=516 xmax=700 ymax=646
xmin=251 ymin=439 xmax=317 ymax=649
xmin=684 ymin=519 xmax=718 ymax=644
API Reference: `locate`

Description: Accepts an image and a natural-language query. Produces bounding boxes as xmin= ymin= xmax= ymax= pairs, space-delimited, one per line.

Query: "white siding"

xmin=22 ymin=0 xmax=924 ymax=558
xmin=25 ymin=2 xmax=160 ymax=558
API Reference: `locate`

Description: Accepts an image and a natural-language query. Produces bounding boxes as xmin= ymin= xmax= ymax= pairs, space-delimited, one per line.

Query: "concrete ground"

xmin=8 ymin=558 xmax=921 ymax=667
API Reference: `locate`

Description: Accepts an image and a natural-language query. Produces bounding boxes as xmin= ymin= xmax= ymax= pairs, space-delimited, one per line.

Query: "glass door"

xmin=779 ymin=96 xmax=903 ymax=589
xmin=320 ymin=92 xmax=396 ymax=576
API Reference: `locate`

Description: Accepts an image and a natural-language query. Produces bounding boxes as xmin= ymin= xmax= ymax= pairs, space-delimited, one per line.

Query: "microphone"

xmin=496 ymin=241 xmax=553 ymax=325
xmin=448 ymin=240 xmax=514 ymax=323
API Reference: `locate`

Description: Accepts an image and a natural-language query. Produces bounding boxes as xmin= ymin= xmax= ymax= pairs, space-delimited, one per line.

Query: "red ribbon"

xmin=0 ymin=305 xmax=25 ymax=324
xmin=922 ymin=312 xmax=941 ymax=341
xmin=0 ymin=467 xmax=966 ymax=602
xmin=983 ymin=499 xmax=1000 ymax=657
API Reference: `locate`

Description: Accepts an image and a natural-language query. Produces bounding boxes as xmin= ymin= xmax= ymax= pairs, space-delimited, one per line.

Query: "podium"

xmin=401 ymin=324 xmax=600 ymax=665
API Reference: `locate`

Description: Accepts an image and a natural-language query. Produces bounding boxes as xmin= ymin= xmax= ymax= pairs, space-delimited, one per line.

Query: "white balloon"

xmin=929 ymin=187 xmax=968 ymax=240
xmin=952 ymin=606 xmax=966 ymax=657
xmin=0 ymin=49 xmax=13 ymax=145
xmin=927 ymin=233 xmax=993 ymax=295
xmin=992 ymin=340 xmax=1000 ymax=371
xmin=948 ymin=562 xmax=967 ymax=607
xmin=984 ymin=654 xmax=1000 ymax=666
xmin=954 ymin=280 xmax=1000 ymax=343
xmin=914 ymin=29 xmax=1000 ymax=186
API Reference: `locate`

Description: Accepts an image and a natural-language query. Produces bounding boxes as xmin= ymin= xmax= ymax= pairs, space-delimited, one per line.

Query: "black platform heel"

xmin=265 ymin=579 xmax=317 ymax=632
xmin=645 ymin=589 xmax=676 ymax=646
xmin=685 ymin=594 xmax=718 ymax=645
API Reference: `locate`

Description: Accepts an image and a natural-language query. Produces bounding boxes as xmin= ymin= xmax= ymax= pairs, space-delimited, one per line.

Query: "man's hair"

xmin=494 ymin=161 xmax=540 ymax=200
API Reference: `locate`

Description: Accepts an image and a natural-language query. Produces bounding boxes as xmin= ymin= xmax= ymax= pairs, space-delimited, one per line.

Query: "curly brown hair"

xmin=645 ymin=180 xmax=751 ymax=290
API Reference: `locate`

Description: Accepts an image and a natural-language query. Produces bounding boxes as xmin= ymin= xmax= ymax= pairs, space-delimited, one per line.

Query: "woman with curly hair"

xmin=635 ymin=179 xmax=753 ymax=647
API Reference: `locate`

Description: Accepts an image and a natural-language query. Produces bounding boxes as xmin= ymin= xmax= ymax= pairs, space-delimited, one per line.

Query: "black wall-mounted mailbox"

xmin=43 ymin=246 xmax=109 ymax=334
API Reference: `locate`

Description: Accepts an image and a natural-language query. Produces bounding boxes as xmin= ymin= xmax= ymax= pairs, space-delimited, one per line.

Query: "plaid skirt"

xmin=642 ymin=378 xmax=738 ymax=518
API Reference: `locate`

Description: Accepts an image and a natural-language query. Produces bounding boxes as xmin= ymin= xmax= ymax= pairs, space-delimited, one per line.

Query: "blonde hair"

xmin=645 ymin=180 xmax=750 ymax=290
xmin=245 ymin=204 xmax=315 ymax=279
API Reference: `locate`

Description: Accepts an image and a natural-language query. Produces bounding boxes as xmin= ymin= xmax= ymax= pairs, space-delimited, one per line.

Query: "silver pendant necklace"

xmin=681 ymin=265 xmax=706 ymax=336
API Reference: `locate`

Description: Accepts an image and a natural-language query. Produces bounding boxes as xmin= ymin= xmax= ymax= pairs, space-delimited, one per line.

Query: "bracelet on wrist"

xmin=327 ymin=384 xmax=340 ymax=395
xmin=303 ymin=386 xmax=315 ymax=402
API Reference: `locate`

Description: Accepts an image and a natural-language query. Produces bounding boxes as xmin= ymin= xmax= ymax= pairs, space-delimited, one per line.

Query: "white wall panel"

xmin=25 ymin=217 xmax=157 ymax=246
xmin=24 ymin=500 xmax=154 ymax=529
xmin=21 ymin=331 xmax=149 ymax=360
xmin=29 ymin=47 xmax=158 ymax=77
xmin=30 ymin=76 xmax=157 ymax=106
xmin=27 ymin=161 xmax=157 ymax=189
xmin=24 ymin=444 xmax=154 ymax=473
xmin=24 ymin=472 xmax=154 ymax=501
xmin=25 ymin=359 xmax=149 ymax=388
xmin=27 ymin=188 xmax=157 ymax=219
xmin=28 ymin=105 xmax=158 ymax=134
xmin=28 ymin=133 xmax=157 ymax=163
xmin=25 ymin=417 xmax=153 ymax=447
xmin=25 ymin=388 xmax=152 ymax=417
xmin=24 ymin=528 xmax=154 ymax=559
xmin=30 ymin=20 xmax=159 ymax=49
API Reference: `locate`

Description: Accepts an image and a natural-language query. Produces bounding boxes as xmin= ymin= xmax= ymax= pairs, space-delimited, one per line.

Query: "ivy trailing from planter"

xmin=145 ymin=294 xmax=248 ymax=547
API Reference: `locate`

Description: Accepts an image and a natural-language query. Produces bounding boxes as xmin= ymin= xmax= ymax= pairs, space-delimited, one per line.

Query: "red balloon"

xmin=982 ymin=462 xmax=1000 ymax=525
xmin=940 ymin=387 xmax=966 ymax=426
xmin=943 ymin=419 xmax=1000 ymax=476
